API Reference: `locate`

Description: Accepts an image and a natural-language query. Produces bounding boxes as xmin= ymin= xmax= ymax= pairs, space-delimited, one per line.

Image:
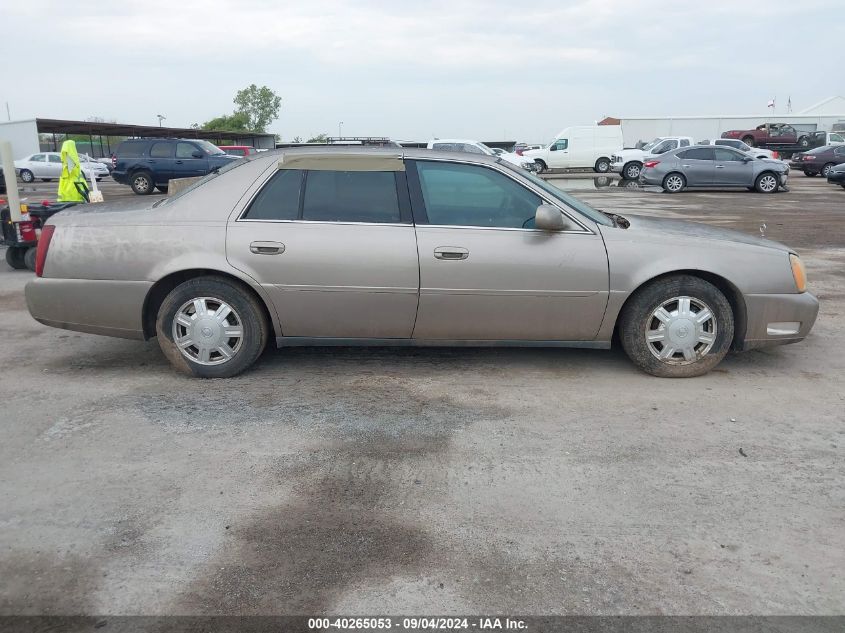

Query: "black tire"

xmin=742 ymin=136 xmax=755 ymax=147
xmin=5 ymin=247 xmax=27 ymax=270
xmin=534 ymin=160 xmax=547 ymax=174
xmin=619 ymin=275 xmax=734 ymax=378
xmin=594 ymin=157 xmax=611 ymax=173
xmin=156 ymin=185 xmax=168 ymax=193
xmin=662 ymin=172 xmax=686 ymax=193
xmin=19 ymin=169 xmax=34 ymax=183
xmin=23 ymin=247 xmax=37 ymax=272
xmin=803 ymin=171 xmax=816 ymax=177
xmin=821 ymin=163 xmax=835 ymax=178
xmin=798 ymin=136 xmax=810 ymax=148
xmin=754 ymin=171 xmax=779 ymax=193
xmin=155 ymin=276 xmax=269 ymax=378
xmin=130 ymin=171 xmax=155 ymax=195
xmin=40 ymin=178 xmax=51 ymax=182
xmin=622 ymin=162 xmax=642 ymax=180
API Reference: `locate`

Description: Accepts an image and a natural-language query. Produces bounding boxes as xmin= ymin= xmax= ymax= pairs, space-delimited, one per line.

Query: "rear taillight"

xmin=35 ymin=224 xmax=55 ymax=277
xmin=804 ymin=155 xmax=814 ymax=161
xmin=19 ymin=221 xmax=36 ymax=242
xmin=643 ymin=160 xmax=660 ymax=168
xmin=111 ymin=154 xmax=117 ymax=168
xmin=772 ymin=151 xmax=779 ymax=159
xmin=515 ymin=149 xmax=524 ymax=155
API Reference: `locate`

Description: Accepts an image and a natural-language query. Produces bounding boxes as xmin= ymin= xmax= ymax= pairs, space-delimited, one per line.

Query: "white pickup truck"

xmin=611 ymin=137 xmax=694 ymax=180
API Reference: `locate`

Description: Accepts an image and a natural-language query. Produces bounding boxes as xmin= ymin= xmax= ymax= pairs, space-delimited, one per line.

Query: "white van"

xmin=523 ymin=125 xmax=623 ymax=173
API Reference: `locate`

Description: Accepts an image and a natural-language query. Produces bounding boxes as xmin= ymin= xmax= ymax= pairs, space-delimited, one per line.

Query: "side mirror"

xmin=534 ymin=204 xmax=566 ymax=231
xmin=743 ymin=156 xmax=753 ymax=162
xmin=191 ymin=151 xmax=204 ymax=159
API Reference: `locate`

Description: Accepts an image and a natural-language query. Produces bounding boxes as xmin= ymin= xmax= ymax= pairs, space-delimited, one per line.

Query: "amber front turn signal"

xmin=790 ymin=253 xmax=807 ymax=293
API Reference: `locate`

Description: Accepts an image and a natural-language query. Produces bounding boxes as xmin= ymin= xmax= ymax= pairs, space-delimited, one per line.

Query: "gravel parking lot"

xmin=1 ymin=174 xmax=843 ymax=616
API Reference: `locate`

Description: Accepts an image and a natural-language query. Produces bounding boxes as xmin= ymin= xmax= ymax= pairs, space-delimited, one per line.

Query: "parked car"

xmin=523 ymin=125 xmax=623 ymax=173
xmin=639 ymin=145 xmax=789 ymax=193
xmin=720 ymin=123 xmax=809 ymax=148
xmin=426 ymin=139 xmax=538 ymax=171
xmin=25 ymin=148 xmax=817 ymax=379
xmin=788 ymin=145 xmax=845 ymax=177
xmin=218 ymin=145 xmax=260 ymax=157
xmin=111 ymin=138 xmax=239 ymax=195
xmin=611 ymin=137 xmax=694 ymax=180
xmin=79 ymin=154 xmax=112 ymax=179
xmin=514 ymin=143 xmax=543 ymax=154
xmin=14 ymin=152 xmax=109 ymax=183
xmin=698 ymin=138 xmax=779 ymax=160
xmin=827 ymin=162 xmax=845 ymax=188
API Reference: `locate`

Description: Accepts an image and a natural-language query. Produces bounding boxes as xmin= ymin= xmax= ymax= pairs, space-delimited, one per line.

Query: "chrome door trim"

xmin=275 ymin=336 xmax=610 ymax=349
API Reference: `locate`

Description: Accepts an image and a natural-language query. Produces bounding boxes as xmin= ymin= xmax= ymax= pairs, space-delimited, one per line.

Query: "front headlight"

xmin=789 ymin=253 xmax=807 ymax=293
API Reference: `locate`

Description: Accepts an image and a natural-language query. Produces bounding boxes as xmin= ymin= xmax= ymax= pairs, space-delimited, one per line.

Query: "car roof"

xmin=250 ymin=146 xmax=502 ymax=170
xmin=429 ymin=139 xmax=484 ymax=144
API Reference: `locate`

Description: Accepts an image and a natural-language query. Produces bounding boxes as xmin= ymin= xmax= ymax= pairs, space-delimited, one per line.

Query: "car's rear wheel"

xmin=534 ymin=160 xmax=547 ymax=174
xmin=662 ymin=173 xmax=686 ymax=193
xmin=23 ymin=247 xmax=37 ymax=272
xmin=821 ymin=163 xmax=835 ymax=178
xmin=130 ymin=171 xmax=154 ymax=195
xmin=19 ymin=169 xmax=34 ymax=183
xmin=619 ymin=275 xmax=734 ymax=378
xmin=156 ymin=276 xmax=269 ymax=378
xmin=798 ymin=136 xmax=810 ymax=147
xmin=594 ymin=157 xmax=611 ymax=173
xmin=742 ymin=136 xmax=755 ymax=147
xmin=5 ymin=247 xmax=27 ymax=270
xmin=755 ymin=172 xmax=779 ymax=193
xmin=623 ymin=162 xmax=642 ymax=179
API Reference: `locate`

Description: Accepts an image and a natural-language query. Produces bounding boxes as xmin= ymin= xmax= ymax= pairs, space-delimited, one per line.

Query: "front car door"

xmin=407 ymin=159 xmax=609 ymax=341
xmin=174 ymin=142 xmax=209 ymax=179
xmin=713 ymin=147 xmax=753 ymax=186
xmin=226 ymin=155 xmax=419 ymax=339
xmin=547 ymin=139 xmax=570 ymax=168
xmin=676 ymin=147 xmax=715 ymax=186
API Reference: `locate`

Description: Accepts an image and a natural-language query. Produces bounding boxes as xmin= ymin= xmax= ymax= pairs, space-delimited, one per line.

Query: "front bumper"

xmin=739 ymin=291 xmax=819 ymax=351
xmin=827 ymin=171 xmax=845 ymax=184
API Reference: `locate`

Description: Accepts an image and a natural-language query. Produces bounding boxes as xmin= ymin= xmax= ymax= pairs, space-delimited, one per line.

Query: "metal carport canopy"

xmin=34 ymin=118 xmax=275 ymax=145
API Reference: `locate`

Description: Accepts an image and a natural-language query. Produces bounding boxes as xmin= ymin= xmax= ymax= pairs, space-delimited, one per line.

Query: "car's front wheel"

xmin=755 ymin=172 xmax=779 ymax=193
xmin=534 ymin=160 xmax=547 ymax=174
xmin=619 ymin=275 xmax=734 ymax=378
xmin=623 ymin=162 xmax=642 ymax=180
xmin=156 ymin=276 xmax=269 ymax=378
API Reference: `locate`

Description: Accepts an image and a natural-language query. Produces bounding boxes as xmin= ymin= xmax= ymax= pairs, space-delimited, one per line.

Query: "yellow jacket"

xmin=57 ymin=140 xmax=87 ymax=202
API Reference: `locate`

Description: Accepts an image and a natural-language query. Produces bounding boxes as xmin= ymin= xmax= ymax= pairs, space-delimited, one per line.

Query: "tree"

xmin=233 ymin=84 xmax=281 ymax=133
xmin=306 ymin=133 xmax=328 ymax=143
xmin=201 ymin=112 xmax=251 ymax=132
xmin=292 ymin=136 xmax=303 ymax=143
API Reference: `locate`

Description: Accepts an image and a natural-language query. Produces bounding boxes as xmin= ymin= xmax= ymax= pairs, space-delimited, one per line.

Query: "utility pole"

xmin=338 ymin=121 xmax=344 ymax=138
xmin=5 ymin=102 xmax=10 ymax=122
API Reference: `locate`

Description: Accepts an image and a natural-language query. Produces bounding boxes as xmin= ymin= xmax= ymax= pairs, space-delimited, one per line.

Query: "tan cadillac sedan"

xmin=25 ymin=148 xmax=818 ymax=378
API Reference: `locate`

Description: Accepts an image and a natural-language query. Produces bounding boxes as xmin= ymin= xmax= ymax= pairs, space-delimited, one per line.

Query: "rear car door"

xmin=408 ymin=159 xmax=609 ymax=341
xmin=677 ymin=147 xmax=715 ymax=186
xmin=47 ymin=154 xmax=64 ymax=178
xmin=713 ymin=147 xmax=753 ymax=186
xmin=174 ymin=142 xmax=209 ymax=178
xmin=226 ymin=158 xmax=419 ymax=339
xmin=26 ymin=154 xmax=47 ymax=178
xmin=147 ymin=141 xmax=175 ymax=183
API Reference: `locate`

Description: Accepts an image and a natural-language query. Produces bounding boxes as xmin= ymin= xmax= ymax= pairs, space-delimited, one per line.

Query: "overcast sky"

xmin=1 ymin=0 xmax=842 ymax=142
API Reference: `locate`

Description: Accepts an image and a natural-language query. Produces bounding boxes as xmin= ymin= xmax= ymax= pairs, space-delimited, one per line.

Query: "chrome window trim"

xmin=234 ymin=218 xmax=413 ymax=227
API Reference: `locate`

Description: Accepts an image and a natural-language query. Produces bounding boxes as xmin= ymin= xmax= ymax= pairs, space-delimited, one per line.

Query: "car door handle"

xmin=175 ymin=160 xmax=184 ymax=164
xmin=682 ymin=164 xmax=691 ymax=168
xmin=250 ymin=241 xmax=285 ymax=255
xmin=715 ymin=165 xmax=725 ymax=169
xmin=434 ymin=246 xmax=469 ymax=260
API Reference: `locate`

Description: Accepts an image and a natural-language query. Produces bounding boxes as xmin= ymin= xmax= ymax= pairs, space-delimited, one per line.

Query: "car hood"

xmin=613 ymin=148 xmax=645 ymax=158
xmin=617 ymin=213 xmax=791 ymax=253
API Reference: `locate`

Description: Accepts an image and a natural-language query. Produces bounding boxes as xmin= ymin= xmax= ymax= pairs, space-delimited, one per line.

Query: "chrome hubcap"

xmin=759 ymin=175 xmax=777 ymax=191
xmin=646 ymin=296 xmax=717 ymax=365
xmin=626 ymin=164 xmax=640 ymax=178
xmin=134 ymin=176 xmax=149 ymax=191
xmin=172 ymin=297 xmax=243 ymax=366
xmin=666 ymin=175 xmax=683 ymax=191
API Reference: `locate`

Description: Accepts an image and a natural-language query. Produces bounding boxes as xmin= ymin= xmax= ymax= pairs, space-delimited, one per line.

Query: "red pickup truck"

xmin=721 ymin=123 xmax=810 ymax=148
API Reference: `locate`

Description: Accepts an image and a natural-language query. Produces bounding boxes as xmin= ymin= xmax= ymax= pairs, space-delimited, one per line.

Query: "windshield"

xmin=154 ymin=153 xmax=253 ymax=207
xmin=641 ymin=138 xmax=665 ymax=151
xmin=499 ymin=161 xmax=612 ymax=226
xmin=195 ymin=140 xmax=226 ymax=155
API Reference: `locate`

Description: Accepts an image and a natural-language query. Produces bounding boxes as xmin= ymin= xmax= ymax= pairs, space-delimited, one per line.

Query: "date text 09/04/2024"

xmin=308 ymin=617 xmax=527 ymax=630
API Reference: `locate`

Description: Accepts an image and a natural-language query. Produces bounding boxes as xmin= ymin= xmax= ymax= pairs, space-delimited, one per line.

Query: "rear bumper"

xmin=739 ymin=291 xmax=819 ymax=351
xmin=25 ymin=277 xmax=151 ymax=340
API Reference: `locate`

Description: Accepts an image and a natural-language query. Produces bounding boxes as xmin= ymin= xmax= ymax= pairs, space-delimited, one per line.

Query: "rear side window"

xmin=117 ymin=141 xmax=147 ymax=157
xmin=243 ymin=169 xmax=302 ymax=221
xmin=302 ymin=171 xmax=400 ymax=223
xmin=678 ymin=148 xmax=713 ymax=160
xmin=680 ymin=139 xmax=690 ymax=147
xmin=226 ymin=148 xmax=246 ymax=156
xmin=149 ymin=142 xmax=174 ymax=158
xmin=48 ymin=155 xmax=62 ymax=163
xmin=714 ymin=148 xmax=746 ymax=162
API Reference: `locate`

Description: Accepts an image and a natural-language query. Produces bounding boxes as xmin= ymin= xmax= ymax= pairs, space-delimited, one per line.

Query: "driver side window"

xmin=414 ymin=161 xmax=542 ymax=229
xmin=176 ymin=142 xmax=199 ymax=159
xmin=552 ymin=139 xmax=568 ymax=151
